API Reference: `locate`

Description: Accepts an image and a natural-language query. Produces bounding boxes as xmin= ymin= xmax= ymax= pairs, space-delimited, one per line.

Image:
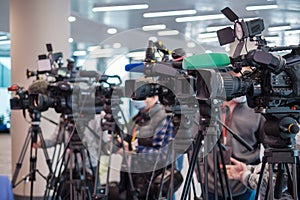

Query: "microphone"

xmin=79 ymin=70 xmax=100 ymax=79
xmin=28 ymin=80 xmax=49 ymax=95
xmin=125 ymin=62 xmax=144 ymax=73
xmin=182 ymin=53 xmax=230 ymax=70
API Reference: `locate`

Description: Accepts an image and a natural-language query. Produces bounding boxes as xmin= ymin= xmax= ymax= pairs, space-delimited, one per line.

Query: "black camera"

xmin=183 ymin=7 xmax=300 ymax=148
xmin=124 ymin=40 xmax=196 ymax=106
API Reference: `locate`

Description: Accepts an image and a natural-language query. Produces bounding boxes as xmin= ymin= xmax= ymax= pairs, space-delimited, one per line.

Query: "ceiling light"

xmin=0 ymin=35 xmax=8 ymax=40
xmin=187 ymin=42 xmax=196 ymax=48
xmin=142 ymin=24 xmax=166 ymax=31
xmin=127 ymin=51 xmax=145 ymax=58
xmin=148 ymin=36 xmax=158 ymax=42
xmin=157 ymin=30 xmax=179 ymax=36
xmin=143 ymin=9 xmax=197 ymax=18
xmin=198 ymin=32 xmax=217 ymax=39
xmin=68 ymin=38 xmax=74 ymax=43
xmin=73 ymin=50 xmax=87 ymax=57
xmin=285 ymin=29 xmax=300 ymax=35
xmin=0 ymin=40 xmax=10 ymax=45
xmin=199 ymin=37 xmax=219 ymax=43
xmin=87 ymin=45 xmax=99 ymax=52
xmin=68 ymin=16 xmax=76 ymax=22
xmin=107 ymin=28 xmax=117 ymax=34
xmin=245 ymin=4 xmax=278 ymax=11
xmin=113 ymin=43 xmax=122 ymax=48
xmin=268 ymin=24 xmax=291 ymax=32
xmin=264 ymin=35 xmax=280 ymax=41
xmin=92 ymin=4 xmax=149 ymax=12
xmin=176 ymin=14 xmax=225 ymax=22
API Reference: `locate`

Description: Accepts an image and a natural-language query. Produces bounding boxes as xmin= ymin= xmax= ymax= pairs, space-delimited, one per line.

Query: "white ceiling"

xmin=69 ymin=0 xmax=300 ymax=48
xmin=1 ymin=0 xmax=300 ymax=54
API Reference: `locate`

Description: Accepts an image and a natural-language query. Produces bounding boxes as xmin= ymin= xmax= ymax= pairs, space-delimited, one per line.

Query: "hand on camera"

xmin=225 ymin=157 xmax=247 ymax=181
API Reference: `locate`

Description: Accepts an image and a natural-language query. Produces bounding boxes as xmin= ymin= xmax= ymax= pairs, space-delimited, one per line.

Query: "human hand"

xmin=225 ymin=157 xmax=247 ymax=181
xmin=117 ymin=140 xmax=130 ymax=155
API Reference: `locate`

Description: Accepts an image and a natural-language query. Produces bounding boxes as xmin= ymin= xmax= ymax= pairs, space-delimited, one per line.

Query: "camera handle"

xmin=215 ymin=118 xmax=253 ymax=151
xmin=11 ymin=110 xmax=53 ymax=200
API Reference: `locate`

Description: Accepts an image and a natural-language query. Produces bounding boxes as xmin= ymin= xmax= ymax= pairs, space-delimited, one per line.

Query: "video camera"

xmin=9 ymin=43 xmax=124 ymax=119
xmin=124 ymin=40 xmax=196 ymax=107
xmin=183 ymin=7 xmax=300 ymax=148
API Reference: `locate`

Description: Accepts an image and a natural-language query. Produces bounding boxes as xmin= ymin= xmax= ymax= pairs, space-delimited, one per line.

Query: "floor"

xmin=0 ymin=133 xmax=12 ymax=179
xmin=0 ymin=133 xmax=199 ymax=199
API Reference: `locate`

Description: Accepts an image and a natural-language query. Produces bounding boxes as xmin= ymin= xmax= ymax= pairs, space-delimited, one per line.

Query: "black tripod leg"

xmin=212 ymin=146 xmax=218 ymax=200
xmin=12 ymin=127 xmax=33 ymax=187
xmin=292 ymin=162 xmax=298 ymax=200
xmin=37 ymin=127 xmax=53 ymax=174
xmin=255 ymin=157 xmax=267 ymax=200
xmin=204 ymin=155 xmax=209 ymax=200
xmin=269 ymin=163 xmax=274 ymax=200
xmin=217 ymin=140 xmax=232 ymax=200
xmin=216 ymin=149 xmax=225 ymax=199
xmin=186 ymin=145 xmax=202 ymax=200
xmin=180 ymin=132 xmax=204 ymax=200
xmin=195 ymin=156 xmax=204 ymax=199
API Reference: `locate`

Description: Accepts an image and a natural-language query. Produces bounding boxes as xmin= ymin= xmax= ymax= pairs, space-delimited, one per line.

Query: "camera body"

xmin=125 ymin=61 xmax=196 ymax=106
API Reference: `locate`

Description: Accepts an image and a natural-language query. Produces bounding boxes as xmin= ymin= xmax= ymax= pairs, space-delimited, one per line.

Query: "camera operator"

xmin=225 ymin=157 xmax=293 ymax=200
xmin=118 ymin=95 xmax=175 ymax=200
xmin=205 ymin=68 xmax=266 ymax=200
xmin=225 ymin=131 xmax=300 ymax=200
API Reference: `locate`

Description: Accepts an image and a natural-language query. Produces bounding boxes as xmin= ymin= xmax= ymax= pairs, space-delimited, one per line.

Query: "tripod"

xmin=11 ymin=109 xmax=53 ymax=200
xmin=92 ymin=102 xmax=138 ymax=200
xmin=255 ymin=148 xmax=299 ymax=200
xmin=180 ymin=100 xmax=254 ymax=200
xmin=48 ymin=118 xmax=95 ymax=200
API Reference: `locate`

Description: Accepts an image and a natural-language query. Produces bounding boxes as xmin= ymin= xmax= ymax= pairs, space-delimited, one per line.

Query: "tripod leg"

xmin=217 ymin=140 xmax=232 ymax=200
xmin=216 ymin=150 xmax=225 ymax=199
xmin=212 ymin=146 xmax=218 ymax=200
xmin=269 ymin=163 xmax=274 ymax=200
xmin=180 ymin=131 xmax=204 ymax=200
xmin=292 ymin=162 xmax=298 ymax=200
xmin=37 ymin=127 xmax=53 ymax=173
xmin=186 ymin=145 xmax=202 ymax=199
xmin=11 ymin=127 xmax=33 ymax=187
xmin=204 ymin=155 xmax=209 ymax=200
xmin=255 ymin=157 xmax=267 ymax=200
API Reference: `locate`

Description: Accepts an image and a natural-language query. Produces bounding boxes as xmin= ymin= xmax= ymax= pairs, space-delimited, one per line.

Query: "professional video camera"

xmin=124 ymin=40 xmax=197 ymax=107
xmin=124 ymin=40 xmax=200 ymax=162
xmin=10 ymin=43 xmax=124 ymax=119
xmin=183 ymin=7 xmax=300 ymax=148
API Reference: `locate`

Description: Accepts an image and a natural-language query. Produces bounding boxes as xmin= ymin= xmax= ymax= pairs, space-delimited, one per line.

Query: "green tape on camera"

xmin=183 ymin=53 xmax=230 ymax=70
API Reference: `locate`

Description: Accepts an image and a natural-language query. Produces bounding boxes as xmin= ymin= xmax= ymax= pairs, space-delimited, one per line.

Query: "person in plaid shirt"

xmin=118 ymin=95 xmax=175 ymax=200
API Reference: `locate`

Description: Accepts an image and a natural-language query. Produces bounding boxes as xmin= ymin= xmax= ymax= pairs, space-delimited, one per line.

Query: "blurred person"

xmin=226 ymin=131 xmax=300 ymax=200
xmin=118 ymin=95 xmax=175 ymax=200
xmin=226 ymin=157 xmax=294 ymax=200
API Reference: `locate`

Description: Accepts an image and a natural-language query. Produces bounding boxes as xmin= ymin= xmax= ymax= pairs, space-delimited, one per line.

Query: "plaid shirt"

xmin=136 ymin=116 xmax=174 ymax=154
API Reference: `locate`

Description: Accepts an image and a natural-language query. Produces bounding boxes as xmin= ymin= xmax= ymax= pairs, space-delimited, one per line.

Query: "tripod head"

xmin=262 ymin=108 xmax=300 ymax=148
xmin=29 ymin=108 xmax=42 ymax=123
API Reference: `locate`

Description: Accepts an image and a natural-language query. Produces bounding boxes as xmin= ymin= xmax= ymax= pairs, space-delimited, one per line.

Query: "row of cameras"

xmin=8 ymin=7 xmax=300 ymax=148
